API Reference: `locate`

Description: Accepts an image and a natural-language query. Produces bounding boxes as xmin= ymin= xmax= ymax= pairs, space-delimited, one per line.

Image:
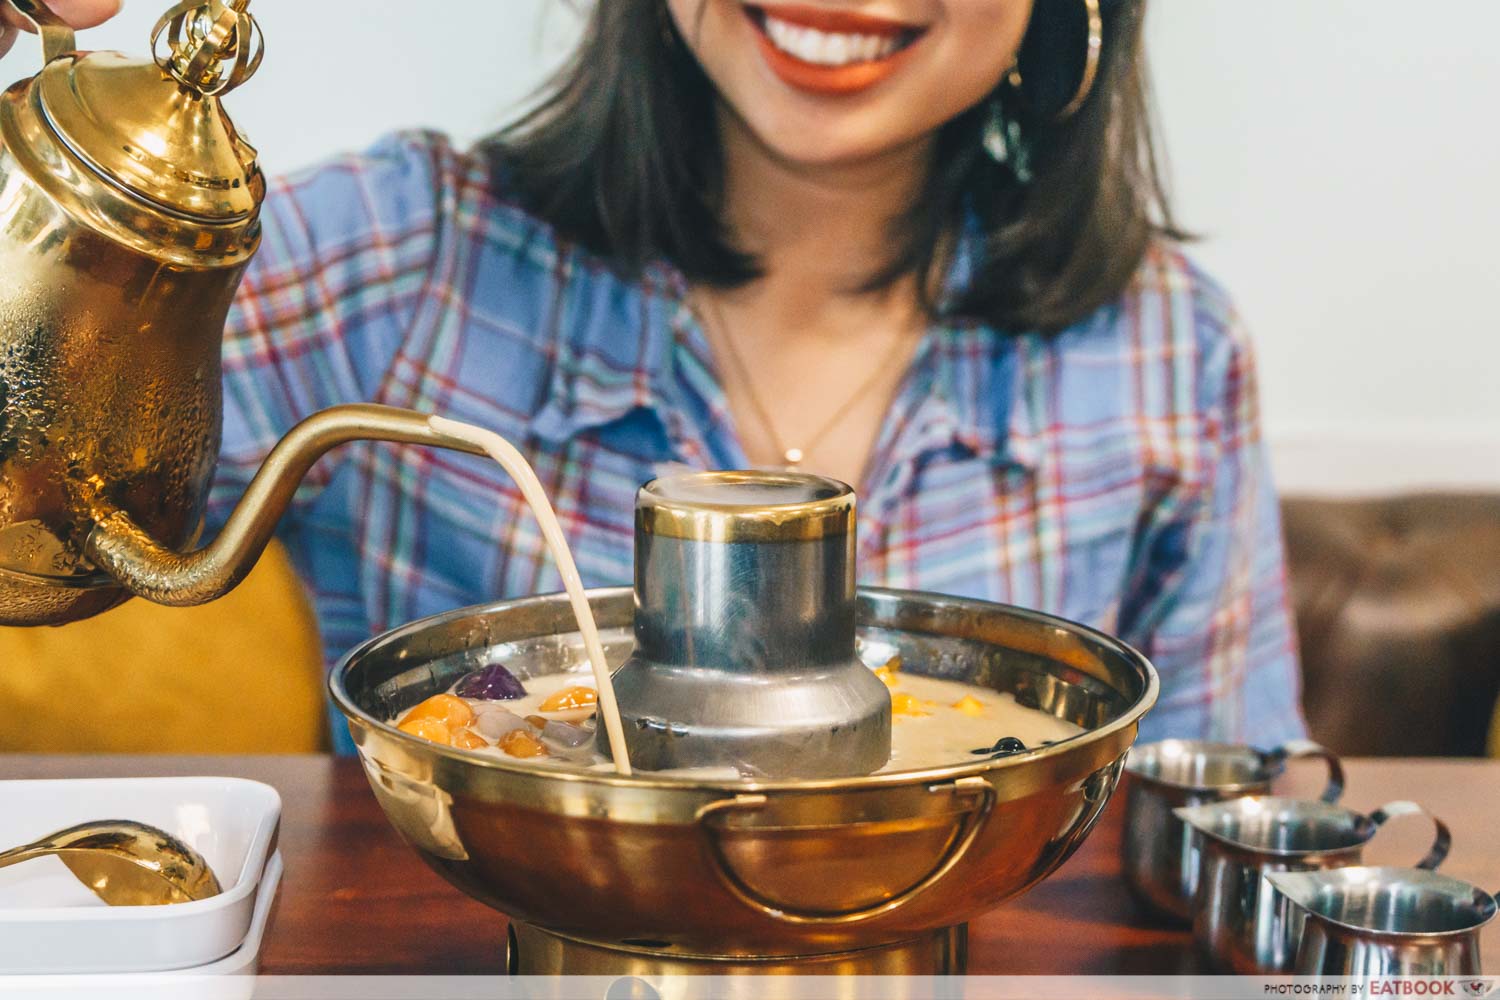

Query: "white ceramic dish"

xmin=0 ymin=777 xmax=281 ymax=974
xmin=0 ymin=852 xmax=284 ymax=1000
xmin=177 ymin=850 xmax=282 ymax=977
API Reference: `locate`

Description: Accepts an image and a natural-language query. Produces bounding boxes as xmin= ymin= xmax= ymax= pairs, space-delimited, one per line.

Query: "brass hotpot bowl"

xmin=331 ymin=587 xmax=1158 ymax=963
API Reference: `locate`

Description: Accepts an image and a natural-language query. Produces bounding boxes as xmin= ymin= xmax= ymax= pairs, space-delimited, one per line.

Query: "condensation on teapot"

xmin=0 ymin=0 xmax=269 ymax=625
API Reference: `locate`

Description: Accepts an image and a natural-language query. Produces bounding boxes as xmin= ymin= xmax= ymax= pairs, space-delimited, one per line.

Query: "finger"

xmin=48 ymin=0 xmax=123 ymax=30
xmin=1 ymin=0 xmax=122 ymax=34
xmin=0 ymin=0 xmax=121 ymax=59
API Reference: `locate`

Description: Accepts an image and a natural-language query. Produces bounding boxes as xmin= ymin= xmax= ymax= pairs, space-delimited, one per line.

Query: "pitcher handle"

xmin=1265 ymin=739 xmax=1345 ymax=803
xmin=2 ymin=0 xmax=76 ymax=64
xmin=1369 ymin=800 xmax=1451 ymax=870
xmin=695 ymin=776 xmax=996 ymax=925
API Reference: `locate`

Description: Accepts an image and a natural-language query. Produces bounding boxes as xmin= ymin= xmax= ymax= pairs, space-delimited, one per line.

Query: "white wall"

xmin=11 ymin=1 xmax=1497 ymax=495
xmin=1147 ymin=0 xmax=1500 ymax=494
xmin=4 ymin=0 xmax=583 ymax=170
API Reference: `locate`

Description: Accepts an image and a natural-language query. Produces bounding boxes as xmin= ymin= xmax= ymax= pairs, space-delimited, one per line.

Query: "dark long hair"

xmin=487 ymin=0 xmax=1180 ymax=333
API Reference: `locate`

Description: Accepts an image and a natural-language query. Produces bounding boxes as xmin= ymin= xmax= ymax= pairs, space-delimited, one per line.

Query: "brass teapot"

xmin=0 ymin=0 xmax=485 ymax=625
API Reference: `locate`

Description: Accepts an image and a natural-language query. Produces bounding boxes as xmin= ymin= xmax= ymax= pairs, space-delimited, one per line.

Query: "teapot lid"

xmin=31 ymin=0 xmax=265 ymax=223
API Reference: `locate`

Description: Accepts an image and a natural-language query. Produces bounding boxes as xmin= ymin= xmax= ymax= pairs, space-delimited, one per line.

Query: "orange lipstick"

xmin=745 ymin=4 xmax=926 ymax=97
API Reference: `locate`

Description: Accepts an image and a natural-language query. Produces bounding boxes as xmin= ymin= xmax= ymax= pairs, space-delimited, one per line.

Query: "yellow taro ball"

xmin=404 ymin=694 xmax=475 ymax=730
xmin=452 ymin=728 xmax=488 ymax=750
xmin=398 ymin=717 xmax=453 ymax=745
xmin=891 ymin=692 xmax=932 ymax=718
xmin=499 ymin=729 xmax=549 ymax=758
xmin=538 ymin=686 xmax=597 ymax=713
xmin=952 ymin=696 xmax=987 ymax=717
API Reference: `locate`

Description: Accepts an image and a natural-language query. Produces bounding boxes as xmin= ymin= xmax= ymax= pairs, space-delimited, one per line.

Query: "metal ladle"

xmin=0 ymin=821 xmax=222 ymax=906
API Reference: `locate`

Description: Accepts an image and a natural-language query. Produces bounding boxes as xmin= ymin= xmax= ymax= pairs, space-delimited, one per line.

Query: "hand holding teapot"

xmin=0 ymin=0 xmax=115 ymax=57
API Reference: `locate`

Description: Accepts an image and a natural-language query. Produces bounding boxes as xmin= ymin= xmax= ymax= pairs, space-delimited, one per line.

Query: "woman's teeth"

xmin=762 ymin=15 xmax=905 ymax=66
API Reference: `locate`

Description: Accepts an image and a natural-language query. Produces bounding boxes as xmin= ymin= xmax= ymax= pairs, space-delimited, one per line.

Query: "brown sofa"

xmin=1283 ymin=494 xmax=1500 ymax=757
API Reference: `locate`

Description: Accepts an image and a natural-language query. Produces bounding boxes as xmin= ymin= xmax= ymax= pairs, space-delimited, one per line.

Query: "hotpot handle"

xmin=2 ymin=0 xmax=76 ymax=64
xmin=693 ymin=776 xmax=996 ymax=926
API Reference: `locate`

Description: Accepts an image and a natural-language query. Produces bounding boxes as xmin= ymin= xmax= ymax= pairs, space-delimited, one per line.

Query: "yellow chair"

xmin=0 ymin=542 xmax=326 ymax=753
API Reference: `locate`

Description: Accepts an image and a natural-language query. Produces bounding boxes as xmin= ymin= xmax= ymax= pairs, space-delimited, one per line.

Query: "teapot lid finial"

xmin=16 ymin=0 xmax=267 ymax=234
xmin=151 ymin=0 xmax=264 ymax=98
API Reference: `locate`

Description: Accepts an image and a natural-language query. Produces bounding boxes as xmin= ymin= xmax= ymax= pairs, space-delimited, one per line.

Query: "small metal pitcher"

xmin=1122 ymin=739 xmax=1344 ymax=922
xmin=1270 ymin=867 xmax=1496 ymax=978
xmin=1176 ymin=797 xmax=1450 ymax=973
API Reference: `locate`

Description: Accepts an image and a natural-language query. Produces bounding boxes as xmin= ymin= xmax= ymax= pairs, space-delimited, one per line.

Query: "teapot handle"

xmin=2 ymin=0 xmax=76 ymax=65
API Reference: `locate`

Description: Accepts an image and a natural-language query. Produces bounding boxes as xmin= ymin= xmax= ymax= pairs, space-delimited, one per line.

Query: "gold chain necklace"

xmin=692 ymin=292 xmax=915 ymax=472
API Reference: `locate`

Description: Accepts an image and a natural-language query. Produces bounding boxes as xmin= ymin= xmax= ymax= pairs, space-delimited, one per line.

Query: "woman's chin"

xmin=729 ymin=107 xmax=928 ymax=173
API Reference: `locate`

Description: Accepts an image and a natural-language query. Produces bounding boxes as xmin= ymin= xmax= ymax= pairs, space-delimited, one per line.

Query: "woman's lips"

xmin=743 ymin=4 xmax=928 ymax=97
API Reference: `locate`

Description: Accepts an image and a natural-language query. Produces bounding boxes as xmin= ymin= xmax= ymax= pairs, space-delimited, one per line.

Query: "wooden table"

xmin=2 ymin=755 xmax=1495 ymax=973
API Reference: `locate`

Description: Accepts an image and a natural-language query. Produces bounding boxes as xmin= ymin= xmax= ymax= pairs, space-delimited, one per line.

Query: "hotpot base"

xmin=507 ymin=921 xmax=967 ymax=975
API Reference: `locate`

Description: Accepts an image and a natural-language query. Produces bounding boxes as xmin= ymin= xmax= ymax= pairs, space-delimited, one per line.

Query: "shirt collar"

xmin=526 ymin=258 xmax=682 ymax=447
xmin=920 ymin=218 xmax=1040 ymax=471
xmin=916 ymin=320 xmax=1041 ymax=472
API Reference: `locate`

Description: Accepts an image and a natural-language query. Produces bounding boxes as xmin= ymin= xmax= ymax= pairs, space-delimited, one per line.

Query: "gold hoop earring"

xmin=1010 ymin=0 xmax=1103 ymax=121
xmin=1056 ymin=0 xmax=1103 ymax=120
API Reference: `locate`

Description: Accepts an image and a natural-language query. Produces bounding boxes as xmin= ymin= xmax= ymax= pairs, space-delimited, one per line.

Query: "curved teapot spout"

xmin=83 ymin=405 xmax=487 ymax=607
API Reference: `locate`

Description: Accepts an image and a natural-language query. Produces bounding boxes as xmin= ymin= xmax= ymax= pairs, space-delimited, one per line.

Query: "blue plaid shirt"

xmin=210 ymin=132 xmax=1306 ymax=754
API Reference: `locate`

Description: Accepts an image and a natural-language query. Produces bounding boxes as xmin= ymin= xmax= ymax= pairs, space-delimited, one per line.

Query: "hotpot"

xmin=332 ymin=586 xmax=1157 ymax=974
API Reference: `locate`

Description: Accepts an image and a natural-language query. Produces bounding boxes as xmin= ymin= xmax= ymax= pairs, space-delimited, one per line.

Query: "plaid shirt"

xmin=211 ymin=132 xmax=1305 ymax=753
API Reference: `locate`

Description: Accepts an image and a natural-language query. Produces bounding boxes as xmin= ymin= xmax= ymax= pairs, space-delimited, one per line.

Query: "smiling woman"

xmin=496 ymin=0 xmax=1173 ymax=333
xmin=6 ymin=0 xmax=1307 ymax=751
